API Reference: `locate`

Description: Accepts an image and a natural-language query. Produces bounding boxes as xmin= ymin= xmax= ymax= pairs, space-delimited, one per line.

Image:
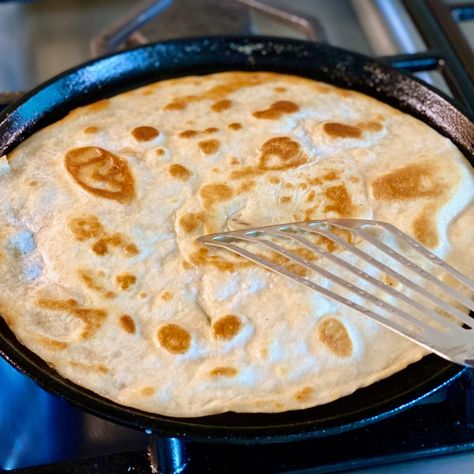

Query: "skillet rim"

xmin=0 ymin=36 xmax=471 ymax=443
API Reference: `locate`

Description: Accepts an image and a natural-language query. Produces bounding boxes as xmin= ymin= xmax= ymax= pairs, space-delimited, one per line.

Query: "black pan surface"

xmin=0 ymin=37 xmax=472 ymax=443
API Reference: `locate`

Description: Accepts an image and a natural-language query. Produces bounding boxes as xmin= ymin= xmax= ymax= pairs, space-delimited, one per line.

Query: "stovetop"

xmin=2 ymin=357 xmax=474 ymax=473
xmin=0 ymin=1 xmax=473 ymax=472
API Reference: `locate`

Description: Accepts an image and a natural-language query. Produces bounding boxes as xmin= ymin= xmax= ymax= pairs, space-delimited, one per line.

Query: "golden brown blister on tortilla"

xmin=158 ymin=324 xmax=191 ymax=354
xmin=131 ymin=126 xmax=160 ymax=141
xmin=210 ymin=367 xmax=238 ymax=377
xmin=253 ymin=100 xmax=299 ymax=120
xmin=36 ymin=299 xmax=107 ymax=340
xmin=211 ymin=99 xmax=232 ymax=112
xmin=119 ymin=315 xmax=136 ymax=334
xmin=198 ymin=139 xmax=220 ymax=155
xmin=116 ymin=273 xmax=137 ymax=290
xmin=65 ymin=147 xmax=135 ymax=203
xmin=213 ymin=315 xmax=242 ymax=340
xmin=318 ymin=318 xmax=353 ymax=357
xmin=168 ymin=164 xmax=192 ymax=180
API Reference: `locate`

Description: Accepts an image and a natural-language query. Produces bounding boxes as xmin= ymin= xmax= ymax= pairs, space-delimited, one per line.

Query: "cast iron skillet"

xmin=0 ymin=37 xmax=472 ymax=444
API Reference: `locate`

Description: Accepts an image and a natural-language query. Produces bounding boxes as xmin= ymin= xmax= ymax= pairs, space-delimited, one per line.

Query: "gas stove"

xmin=0 ymin=1 xmax=473 ymax=473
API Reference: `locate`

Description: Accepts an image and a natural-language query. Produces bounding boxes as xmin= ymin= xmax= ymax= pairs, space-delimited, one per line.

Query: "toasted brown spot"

xmin=168 ymin=164 xmax=192 ymax=180
xmin=155 ymin=148 xmax=165 ymax=156
xmin=413 ymin=208 xmax=439 ymax=248
xmin=179 ymin=212 xmax=204 ymax=233
xmin=228 ymin=122 xmax=242 ymax=131
xmin=70 ymin=361 xmax=109 ymax=374
xmin=316 ymin=229 xmax=353 ymax=253
xmin=179 ymin=130 xmax=198 ymax=138
xmin=28 ymin=180 xmax=38 ymax=187
xmin=116 ymin=273 xmax=136 ymax=290
xmin=92 ymin=233 xmax=139 ymax=257
xmin=239 ymin=180 xmax=256 ymax=193
xmin=69 ymin=215 xmax=104 ymax=241
xmin=91 ymin=240 xmax=107 ymax=256
xmin=213 ymin=315 xmax=241 ymax=340
xmin=285 ymin=182 xmax=294 ymax=189
xmin=37 ymin=299 xmax=107 ymax=340
xmin=165 ymin=101 xmax=186 ymax=110
xmin=274 ymin=86 xmax=287 ymax=92
xmin=280 ymin=196 xmax=292 ymax=204
xmin=324 ymin=185 xmax=354 ymax=216
xmin=189 ymin=246 xmax=251 ymax=272
xmin=307 ymin=177 xmax=322 ymax=186
xmin=189 ymin=73 xmax=265 ymax=101
xmin=204 ymin=127 xmax=219 ymax=134
xmin=268 ymin=176 xmax=281 ymax=185
xmin=79 ymin=269 xmax=105 ymax=291
xmin=211 ymin=99 xmax=232 ymax=112
xmin=78 ymin=270 xmax=115 ymax=299
xmin=259 ymin=137 xmax=306 ymax=171
xmin=119 ymin=146 xmax=139 ymax=156
xmin=124 ymin=243 xmax=139 ymax=256
xmin=294 ymin=387 xmax=314 ymax=402
xmin=87 ymin=99 xmax=110 ymax=112
xmin=119 ymin=314 xmax=136 ymax=334
xmin=229 ymin=166 xmax=264 ymax=179
xmin=131 ymin=126 xmax=159 ymax=141
xmin=84 ymin=126 xmax=99 ymax=134
xmin=299 ymin=183 xmax=309 ymax=191
xmin=293 ymin=247 xmax=317 ymax=261
xmin=210 ymin=367 xmax=238 ymax=377
xmin=323 ymin=171 xmax=339 ymax=181
xmin=383 ymin=274 xmax=399 ymax=287
xmin=304 ymin=209 xmax=314 ymax=221
xmin=65 ymin=147 xmax=135 ymax=203
xmin=141 ymin=387 xmax=155 ymax=396
xmin=306 ymin=190 xmax=316 ymax=203
xmin=139 ymin=291 xmax=148 ymax=298
xmin=268 ymin=252 xmax=309 ymax=277
xmin=362 ymin=121 xmax=383 ymax=132
xmin=182 ymin=260 xmax=193 ymax=270
xmin=37 ymin=336 xmax=68 ymax=351
xmin=190 ymin=247 xmax=233 ymax=271
xmin=200 ymin=183 xmax=233 ymax=208
xmin=161 ymin=291 xmax=173 ymax=301
xmin=37 ymin=298 xmax=78 ymax=310
xmin=198 ymin=139 xmax=220 ymax=155
xmin=372 ymin=164 xmax=441 ymax=201
xmin=158 ymin=324 xmax=191 ymax=354
xmin=253 ymin=100 xmax=299 ymax=120
xmin=230 ymin=157 xmax=241 ymax=165
xmin=318 ymin=318 xmax=352 ymax=357
xmin=323 ymin=122 xmax=362 ymax=139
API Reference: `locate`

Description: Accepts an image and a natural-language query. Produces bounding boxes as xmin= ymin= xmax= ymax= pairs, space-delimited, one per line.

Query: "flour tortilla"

xmin=0 ymin=72 xmax=472 ymax=417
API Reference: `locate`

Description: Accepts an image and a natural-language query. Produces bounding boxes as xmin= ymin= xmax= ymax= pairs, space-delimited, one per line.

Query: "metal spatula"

xmin=198 ymin=219 xmax=474 ymax=367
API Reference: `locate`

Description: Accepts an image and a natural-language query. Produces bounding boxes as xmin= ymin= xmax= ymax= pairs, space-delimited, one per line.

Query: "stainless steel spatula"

xmin=198 ymin=219 xmax=474 ymax=367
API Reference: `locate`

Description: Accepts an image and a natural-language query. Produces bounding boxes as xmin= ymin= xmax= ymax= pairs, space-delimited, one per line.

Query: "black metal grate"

xmin=385 ymin=0 xmax=474 ymax=111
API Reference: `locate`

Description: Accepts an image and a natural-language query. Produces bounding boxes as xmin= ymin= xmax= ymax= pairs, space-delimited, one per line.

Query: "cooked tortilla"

xmin=0 ymin=72 xmax=472 ymax=417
